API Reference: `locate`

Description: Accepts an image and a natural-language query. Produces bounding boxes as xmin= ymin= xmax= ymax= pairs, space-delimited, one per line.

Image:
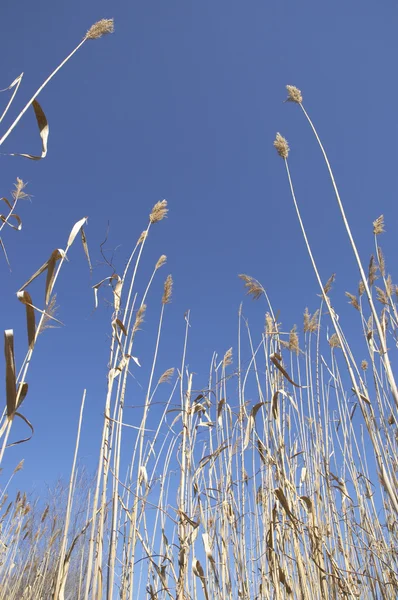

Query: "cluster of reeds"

xmin=1 ymin=26 xmax=397 ymax=599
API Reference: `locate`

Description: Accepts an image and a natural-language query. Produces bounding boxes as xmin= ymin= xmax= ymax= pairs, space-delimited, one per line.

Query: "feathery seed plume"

xmin=329 ymin=333 xmax=341 ymax=348
xmin=285 ymin=85 xmax=303 ymax=104
xmin=274 ymin=133 xmax=289 ymax=159
xmin=323 ymin=273 xmax=335 ymax=295
xmin=138 ymin=230 xmax=147 ymax=244
xmin=133 ymin=305 xmax=146 ymax=334
xmin=156 ymin=255 xmax=167 ymax=269
xmin=162 ymin=275 xmax=173 ymax=304
xmin=150 ymin=199 xmax=168 ymax=224
xmin=373 ymin=215 xmax=385 ymax=235
xmin=158 ymin=368 xmax=174 ymax=384
xmin=368 ymin=255 xmax=378 ymax=286
xmin=345 ymin=292 xmax=359 ymax=311
xmin=377 ymin=247 xmax=385 ymax=277
xmin=223 ymin=347 xmax=233 ymax=367
xmin=86 ymin=19 xmax=114 ymax=40
xmin=239 ymin=274 xmax=264 ymax=300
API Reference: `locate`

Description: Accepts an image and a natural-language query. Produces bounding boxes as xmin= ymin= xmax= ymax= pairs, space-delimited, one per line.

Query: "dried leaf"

xmin=0 ymin=212 xmax=22 ymax=231
xmin=243 ymin=402 xmax=264 ymax=450
xmin=67 ymin=217 xmax=88 ymax=248
xmin=81 ymin=227 xmax=92 ymax=272
xmin=113 ymin=277 xmax=122 ymax=312
xmin=92 ymin=273 xmax=119 ymax=310
xmin=6 ymin=412 xmax=34 ymax=447
xmin=17 ymin=291 xmax=36 ymax=349
xmin=0 ymin=73 xmax=24 ymax=93
xmin=4 ymin=330 xmax=16 ymax=417
xmin=16 ymin=383 xmax=28 ymax=411
xmin=11 ymin=99 xmax=49 ymax=160
xmin=270 ymin=353 xmax=301 ymax=388
xmin=0 ymin=237 xmax=10 ymax=269
xmin=0 ymin=73 xmax=23 ymax=124
xmin=19 ymin=249 xmax=65 ymax=297
xmin=272 ymin=389 xmax=298 ymax=418
xmin=45 ymin=250 xmax=64 ymax=304
xmin=113 ymin=318 xmax=127 ymax=336
xmin=129 ymin=355 xmax=141 ymax=367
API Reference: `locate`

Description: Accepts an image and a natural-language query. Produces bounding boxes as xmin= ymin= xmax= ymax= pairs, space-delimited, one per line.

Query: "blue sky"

xmin=1 ymin=1 xmax=398 ymax=494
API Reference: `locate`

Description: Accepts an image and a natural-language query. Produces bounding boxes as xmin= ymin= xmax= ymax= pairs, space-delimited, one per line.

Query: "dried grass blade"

xmin=16 ymin=383 xmax=28 ymax=410
xmin=0 ymin=237 xmax=10 ymax=270
xmin=11 ymin=99 xmax=49 ymax=160
xmin=113 ymin=318 xmax=127 ymax=336
xmin=0 ymin=213 xmax=22 ymax=230
xmin=81 ymin=227 xmax=92 ymax=272
xmin=19 ymin=248 xmax=65 ymax=292
xmin=0 ymin=73 xmax=23 ymax=124
xmin=45 ymin=249 xmax=64 ymax=304
xmin=270 ymin=353 xmax=301 ymax=388
xmin=17 ymin=291 xmax=36 ymax=349
xmin=4 ymin=329 xmax=16 ymax=417
xmin=67 ymin=217 xmax=87 ymax=248
xmin=92 ymin=273 xmax=119 ymax=310
xmin=243 ymin=402 xmax=264 ymax=450
xmin=6 ymin=412 xmax=34 ymax=447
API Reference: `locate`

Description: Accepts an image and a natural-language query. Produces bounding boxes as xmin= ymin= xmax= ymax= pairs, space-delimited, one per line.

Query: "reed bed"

xmin=0 ymin=29 xmax=397 ymax=599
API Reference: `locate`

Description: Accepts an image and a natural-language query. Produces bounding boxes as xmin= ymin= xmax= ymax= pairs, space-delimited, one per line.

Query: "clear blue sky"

xmin=1 ymin=1 xmax=398 ymax=493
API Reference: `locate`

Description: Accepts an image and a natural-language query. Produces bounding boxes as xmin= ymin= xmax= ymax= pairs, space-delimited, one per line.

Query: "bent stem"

xmin=298 ymin=102 xmax=398 ymax=410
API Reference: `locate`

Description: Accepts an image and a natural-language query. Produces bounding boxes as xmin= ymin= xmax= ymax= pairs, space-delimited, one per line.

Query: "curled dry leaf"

xmin=80 ymin=227 xmax=92 ymax=272
xmin=0 ymin=73 xmax=23 ymax=125
xmin=113 ymin=318 xmax=127 ymax=336
xmin=270 ymin=353 xmax=302 ymax=388
xmin=6 ymin=412 xmax=34 ymax=447
xmin=67 ymin=217 xmax=88 ymax=248
xmin=243 ymin=402 xmax=264 ymax=451
xmin=4 ymin=329 xmax=16 ymax=417
xmin=17 ymin=291 xmax=36 ymax=349
xmin=92 ymin=273 xmax=120 ymax=310
xmin=16 ymin=383 xmax=28 ymax=411
xmin=272 ymin=389 xmax=299 ymax=419
xmin=19 ymin=248 xmax=65 ymax=306
xmin=0 ymin=212 xmax=22 ymax=231
xmin=10 ymin=99 xmax=49 ymax=160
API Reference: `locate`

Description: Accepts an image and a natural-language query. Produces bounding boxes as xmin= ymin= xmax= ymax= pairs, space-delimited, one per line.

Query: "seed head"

xmin=223 ymin=347 xmax=233 ymax=367
xmin=329 ymin=333 xmax=341 ymax=348
xmin=158 ymin=368 xmax=174 ymax=384
xmin=12 ymin=178 xmax=28 ymax=201
xmin=239 ymin=274 xmax=264 ymax=300
xmin=13 ymin=460 xmax=24 ymax=474
xmin=376 ymin=287 xmax=388 ymax=305
xmin=285 ymin=85 xmax=303 ymax=104
xmin=373 ymin=215 xmax=385 ymax=235
xmin=150 ymin=199 xmax=168 ymax=224
xmin=162 ymin=275 xmax=173 ymax=304
xmin=137 ymin=230 xmax=147 ymax=245
xmin=345 ymin=292 xmax=359 ymax=311
xmin=133 ymin=304 xmax=146 ymax=334
xmin=156 ymin=255 xmax=167 ymax=270
xmin=265 ymin=312 xmax=274 ymax=335
xmin=86 ymin=19 xmax=114 ymax=40
xmin=361 ymin=360 xmax=368 ymax=371
xmin=303 ymin=308 xmax=319 ymax=333
xmin=281 ymin=325 xmax=300 ymax=354
xmin=323 ymin=273 xmax=336 ymax=295
xmin=368 ymin=255 xmax=378 ymax=286
xmin=274 ymin=133 xmax=289 ymax=159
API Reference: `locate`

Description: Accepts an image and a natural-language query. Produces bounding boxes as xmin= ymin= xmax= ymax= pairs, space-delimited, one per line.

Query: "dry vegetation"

xmin=0 ymin=21 xmax=397 ymax=600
